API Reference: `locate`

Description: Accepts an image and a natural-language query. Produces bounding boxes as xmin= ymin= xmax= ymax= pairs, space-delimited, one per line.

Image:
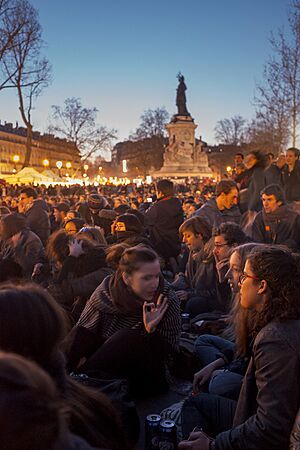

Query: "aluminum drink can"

xmin=145 ymin=414 xmax=161 ymax=449
xmin=181 ymin=313 xmax=190 ymax=332
xmin=158 ymin=420 xmax=177 ymax=449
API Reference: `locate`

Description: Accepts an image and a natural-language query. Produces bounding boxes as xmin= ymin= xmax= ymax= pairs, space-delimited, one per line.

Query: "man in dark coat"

xmin=252 ymin=184 xmax=300 ymax=250
xmin=145 ymin=179 xmax=184 ymax=259
xmin=19 ymin=187 xmax=50 ymax=246
xmin=281 ymin=147 xmax=300 ymax=203
xmin=194 ymin=180 xmax=241 ymax=228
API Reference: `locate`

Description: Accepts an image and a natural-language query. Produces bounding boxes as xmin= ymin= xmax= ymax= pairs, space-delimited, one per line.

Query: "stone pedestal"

xmin=153 ymin=114 xmax=212 ymax=179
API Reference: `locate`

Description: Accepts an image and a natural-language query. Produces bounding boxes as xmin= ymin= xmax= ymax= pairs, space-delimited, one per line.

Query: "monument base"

xmin=153 ymin=162 xmax=213 ymax=179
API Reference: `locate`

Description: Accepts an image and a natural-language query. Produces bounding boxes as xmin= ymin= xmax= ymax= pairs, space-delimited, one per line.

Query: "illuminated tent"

xmin=4 ymin=167 xmax=52 ymax=184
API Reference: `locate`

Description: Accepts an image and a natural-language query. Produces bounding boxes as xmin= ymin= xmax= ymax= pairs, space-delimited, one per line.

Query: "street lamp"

xmin=56 ymin=161 xmax=62 ymax=177
xmin=83 ymin=164 xmax=89 ymax=172
xmin=12 ymin=154 xmax=20 ymax=163
xmin=66 ymin=162 xmax=72 ymax=169
xmin=226 ymin=166 xmax=232 ymax=173
xmin=43 ymin=159 xmax=49 ymax=168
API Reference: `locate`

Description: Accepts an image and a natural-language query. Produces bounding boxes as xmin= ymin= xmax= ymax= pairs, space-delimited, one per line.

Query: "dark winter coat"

xmin=215 ymin=319 xmax=300 ymax=450
xmin=194 ymin=198 xmax=241 ymax=228
xmin=281 ymin=161 xmax=300 ymax=203
xmin=0 ymin=229 xmax=45 ymax=278
xmin=252 ymin=205 xmax=300 ymax=250
xmin=247 ymin=165 xmax=266 ymax=211
xmin=24 ymin=199 xmax=50 ymax=246
xmin=145 ymin=196 xmax=184 ymax=258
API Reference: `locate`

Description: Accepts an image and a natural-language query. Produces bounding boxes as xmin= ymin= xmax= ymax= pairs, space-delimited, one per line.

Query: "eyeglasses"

xmin=239 ymin=272 xmax=261 ymax=284
xmin=214 ymin=242 xmax=229 ymax=248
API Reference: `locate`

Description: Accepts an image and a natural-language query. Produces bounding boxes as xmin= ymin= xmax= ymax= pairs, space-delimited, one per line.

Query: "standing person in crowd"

xmin=18 ymin=187 xmax=50 ymax=246
xmin=179 ymin=246 xmax=300 ymax=450
xmin=252 ymin=184 xmax=300 ymax=250
xmin=282 ymin=147 xmax=300 ymax=204
xmin=194 ymin=180 xmax=240 ymax=228
xmin=264 ymin=152 xmax=286 ymax=186
xmin=0 ymin=213 xmax=45 ymax=279
xmin=63 ymin=245 xmax=181 ymax=396
xmin=145 ymin=179 xmax=184 ymax=261
xmin=244 ymin=150 xmax=268 ymax=212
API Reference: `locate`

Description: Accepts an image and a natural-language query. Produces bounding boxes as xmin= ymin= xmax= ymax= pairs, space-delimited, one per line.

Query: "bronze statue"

xmin=176 ymin=73 xmax=189 ymax=116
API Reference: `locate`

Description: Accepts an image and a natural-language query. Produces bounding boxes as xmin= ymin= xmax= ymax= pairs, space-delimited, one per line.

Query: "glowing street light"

xmin=83 ymin=164 xmax=89 ymax=172
xmin=12 ymin=154 xmax=20 ymax=163
xmin=56 ymin=161 xmax=62 ymax=170
xmin=226 ymin=166 xmax=232 ymax=173
xmin=66 ymin=162 xmax=72 ymax=169
xmin=43 ymin=159 xmax=49 ymax=167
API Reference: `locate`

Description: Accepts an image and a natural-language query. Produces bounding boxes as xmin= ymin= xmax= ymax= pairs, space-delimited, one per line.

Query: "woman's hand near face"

xmin=143 ymin=294 xmax=169 ymax=334
xmin=68 ymin=239 xmax=84 ymax=258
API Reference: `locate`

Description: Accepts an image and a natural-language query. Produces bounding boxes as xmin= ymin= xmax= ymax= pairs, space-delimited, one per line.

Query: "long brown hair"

xmin=246 ymin=246 xmax=300 ymax=332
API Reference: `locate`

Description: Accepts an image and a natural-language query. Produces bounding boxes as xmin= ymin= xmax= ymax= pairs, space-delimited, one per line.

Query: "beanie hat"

xmin=0 ymin=213 xmax=27 ymax=240
xmin=88 ymin=194 xmax=108 ymax=211
xmin=116 ymin=213 xmax=144 ymax=235
xmin=98 ymin=209 xmax=117 ymax=221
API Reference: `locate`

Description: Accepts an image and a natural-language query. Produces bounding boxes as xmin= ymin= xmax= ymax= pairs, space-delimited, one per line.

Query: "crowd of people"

xmin=0 ymin=147 xmax=299 ymax=449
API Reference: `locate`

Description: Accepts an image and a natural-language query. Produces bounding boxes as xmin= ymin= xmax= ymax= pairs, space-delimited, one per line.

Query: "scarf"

xmin=108 ymin=270 xmax=166 ymax=315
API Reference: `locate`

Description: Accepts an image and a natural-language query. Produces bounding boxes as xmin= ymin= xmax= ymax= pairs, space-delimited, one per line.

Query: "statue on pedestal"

xmin=176 ymin=73 xmax=189 ymax=116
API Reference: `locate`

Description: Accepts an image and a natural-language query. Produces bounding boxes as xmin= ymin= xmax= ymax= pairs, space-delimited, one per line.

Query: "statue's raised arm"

xmin=176 ymin=73 xmax=189 ymax=116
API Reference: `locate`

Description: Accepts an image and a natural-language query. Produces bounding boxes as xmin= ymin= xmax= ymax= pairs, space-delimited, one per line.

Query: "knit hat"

xmin=0 ymin=213 xmax=27 ymax=240
xmin=98 ymin=209 xmax=117 ymax=221
xmin=88 ymin=194 xmax=108 ymax=211
xmin=53 ymin=203 xmax=70 ymax=213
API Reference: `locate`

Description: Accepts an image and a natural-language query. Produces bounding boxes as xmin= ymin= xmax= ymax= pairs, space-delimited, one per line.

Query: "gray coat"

xmin=194 ymin=198 xmax=241 ymax=228
xmin=24 ymin=199 xmax=50 ymax=246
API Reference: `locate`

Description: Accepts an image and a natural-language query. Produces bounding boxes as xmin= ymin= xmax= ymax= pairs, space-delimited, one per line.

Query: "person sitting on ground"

xmin=194 ymin=180 xmax=241 ymax=228
xmin=0 ymin=213 xmax=45 ymax=279
xmin=173 ymin=216 xmax=218 ymax=317
xmin=108 ymin=213 xmax=151 ymax=247
xmin=63 ymin=245 xmax=181 ymax=396
xmin=46 ymin=230 xmax=111 ymax=319
xmin=0 ymin=351 xmax=103 ymax=450
xmin=192 ymin=243 xmax=262 ymax=404
xmin=18 ymin=187 xmax=50 ymax=246
xmin=64 ymin=218 xmax=86 ymax=236
xmin=252 ymin=184 xmax=300 ymax=250
xmin=179 ymin=246 xmax=300 ymax=450
xmin=0 ymin=284 xmax=129 ymax=450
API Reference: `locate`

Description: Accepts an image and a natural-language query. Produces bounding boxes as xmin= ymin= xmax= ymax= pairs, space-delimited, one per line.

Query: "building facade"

xmin=0 ymin=122 xmax=81 ymax=176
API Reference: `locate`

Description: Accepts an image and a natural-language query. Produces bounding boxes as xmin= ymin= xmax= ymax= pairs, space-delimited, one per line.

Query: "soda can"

xmin=145 ymin=414 xmax=161 ymax=449
xmin=158 ymin=420 xmax=177 ymax=449
xmin=181 ymin=313 xmax=190 ymax=332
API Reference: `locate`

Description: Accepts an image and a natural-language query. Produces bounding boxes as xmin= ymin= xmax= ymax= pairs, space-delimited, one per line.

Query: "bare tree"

xmin=50 ymin=97 xmax=117 ymax=172
xmin=214 ymin=115 xmax=246 ymax=145
xmin=255 ymin=1 xmax=300 ymax=147
xmin=0 ymin=0 xmax=27 ymax=67
xmin=130 ymin=107 xmax=169 ymax=141
xmin=0 ymin=0 xmax=51 ymax=167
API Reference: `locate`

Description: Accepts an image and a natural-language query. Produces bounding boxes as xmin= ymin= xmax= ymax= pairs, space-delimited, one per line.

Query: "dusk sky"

xmin=0 ymin=0 xmax=291 ymax=157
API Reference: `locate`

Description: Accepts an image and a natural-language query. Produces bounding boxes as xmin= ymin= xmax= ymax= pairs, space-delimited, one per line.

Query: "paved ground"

xmin=135 ymin=378 xmax=192 ymax=449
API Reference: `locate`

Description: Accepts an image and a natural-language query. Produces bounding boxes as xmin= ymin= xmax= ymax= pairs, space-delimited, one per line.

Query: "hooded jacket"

xmin=194 ymin=198 xmax=241 ymax=228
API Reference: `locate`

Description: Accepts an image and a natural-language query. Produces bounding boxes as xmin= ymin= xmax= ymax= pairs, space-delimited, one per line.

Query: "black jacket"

xmin=24 ymin=199 xmax=50 ymax=246
xmin=216 ymin=319 xmax=300 ymax=450
xmin=247 ymin=165 xmax=266 ymax=211
xmin=252 ymin=205 xmax=300 ymax=250
xmin=145 ymin=196 xmax=184 ymax=258
xmin=281 ymin=161 xmax=300 ymax=202
xmin=194 ymin=198 xmax=241 ymax=228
